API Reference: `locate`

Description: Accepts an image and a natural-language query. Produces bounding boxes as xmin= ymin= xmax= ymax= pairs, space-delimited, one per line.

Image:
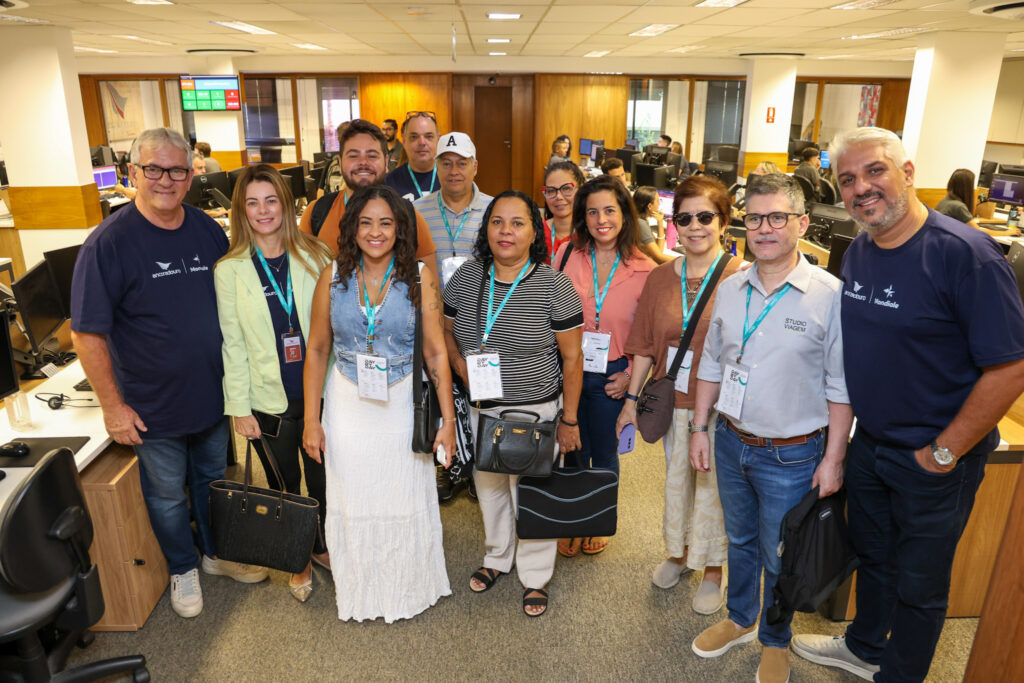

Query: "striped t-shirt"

xmin=414 ymin=186 xmax=493 ymax=261
xmin=443 ymin=259 xmax=583 ymax=407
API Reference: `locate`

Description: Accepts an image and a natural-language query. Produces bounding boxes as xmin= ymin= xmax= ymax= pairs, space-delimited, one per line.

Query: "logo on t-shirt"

xmin=152 ymin=260 xmax=182 ymax=278
xmin=844 ymin=280 xmax=868 ymax=301
xmin=189 ymin=253 xmax=209 ymax=274
xmin=784 ymin=317 xmax=807 ymax=333
xmin=874 ymin=284 xmax=899 ymax=309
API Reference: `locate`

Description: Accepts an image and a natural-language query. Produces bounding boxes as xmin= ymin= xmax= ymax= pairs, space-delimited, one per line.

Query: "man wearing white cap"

xmin=414 ymin=131 xmax=493 ymax=504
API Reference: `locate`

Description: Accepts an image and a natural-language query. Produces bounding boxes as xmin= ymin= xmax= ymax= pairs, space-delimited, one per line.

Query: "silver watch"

xmin=688 ymin=421 xmax=708 ymax=434
xmin=930 ymin=441 xmax=955 ymax=467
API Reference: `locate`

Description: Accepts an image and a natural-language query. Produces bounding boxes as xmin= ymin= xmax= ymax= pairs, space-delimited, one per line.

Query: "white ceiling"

xmin=2 ymin=0 xmax=1022 ymax=63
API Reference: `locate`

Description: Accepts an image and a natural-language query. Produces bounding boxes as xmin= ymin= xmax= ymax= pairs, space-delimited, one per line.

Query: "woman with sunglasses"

xmin=541 ymin=161 xmax=585 ymax=265
xmin=553 ymin=175 xmax=655 ymax=558
xmin=616 ymin=175 xmax=743 ymax=614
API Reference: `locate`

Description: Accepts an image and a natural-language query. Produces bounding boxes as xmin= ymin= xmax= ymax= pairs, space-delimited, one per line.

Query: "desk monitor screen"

xmin=614 ymin=147 xmax=637 ymax=166
xmin=11 ymin=260 xmax=65 ymax=358
xmin=227 ymin=166 xmax=247 ymax=196
xmin=989 ymin=174 xmax=1024 ymax=207
xmin=978 ymin=160 xmax=997 ymax=189
xmin=819 ymin=150 xmax=830 ymax=169
xmin=998 ymin=164 xmax=1024 ymax=178
xmin=180 ymin=76 xmax=241 ymax=112
xmin=704 ymin=160 xmax=738 ymax=188
xmin=625 ymin=139 xmax=639 ymax=150
xmin=184 ymin=171 xmax=231 ymax=209
xmin=578 ymin=138 xmax=594 ymax=156
xmin=92 ymin=165 xmax=117 ymax=191
xmin=0 ymin=304 xmax=18 ymax=401
xmin=827 ymin=233 xmax=854 ymax=280
xmin=1008 ymin=242 xmax=1024 ymax=304
xmin=658 ymin=189 xmax=675 ymax=220
xmin=43 ymin=245 xmax=81 ymax=319
xmin=591 ymin=145 xmax=606 ymax=164
xmin=278 ymin=166 xmax=307 ymax=202
xmin=635 ymin=163 xmax=657 ymax=188
xmin=653 ymin=165 xmax=674 ymax=191
xmin=809 ymin=202 xmax=859 ymax=240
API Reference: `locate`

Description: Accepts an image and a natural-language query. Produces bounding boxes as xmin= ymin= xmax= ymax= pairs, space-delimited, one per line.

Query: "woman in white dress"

xmin=302 ymin=185 xmax=457 ymax=623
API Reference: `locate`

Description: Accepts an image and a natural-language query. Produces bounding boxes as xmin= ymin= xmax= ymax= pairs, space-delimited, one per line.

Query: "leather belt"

xmin=726 ymin=420 xmax=823 ymax=448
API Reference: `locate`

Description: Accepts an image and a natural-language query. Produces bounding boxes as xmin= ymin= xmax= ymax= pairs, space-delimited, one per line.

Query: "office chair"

xmin=792 ymin=174 xmax=817 ymax=204
xmin=819 ymin=179 xmax=837 ymax=205
xmin=0 ymin=448 xmax=149 ymax=683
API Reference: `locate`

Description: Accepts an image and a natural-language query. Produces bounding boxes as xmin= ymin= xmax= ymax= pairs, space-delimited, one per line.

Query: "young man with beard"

xmin=382 ymin=118 xmax=403 ymax=172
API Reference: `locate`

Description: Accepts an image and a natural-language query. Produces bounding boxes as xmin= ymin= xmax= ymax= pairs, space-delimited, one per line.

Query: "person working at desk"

xmin=70 ymin=127 xmax=268 ymax=621
xmin=792 ymin=127 xmax=1024 ymax=682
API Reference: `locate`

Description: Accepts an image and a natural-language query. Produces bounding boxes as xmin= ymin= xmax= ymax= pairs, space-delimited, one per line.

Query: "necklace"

xmin=266 ymin=252 xmax=286 ymax=273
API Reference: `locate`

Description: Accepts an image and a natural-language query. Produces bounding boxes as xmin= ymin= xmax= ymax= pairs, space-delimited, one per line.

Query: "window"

xmin=690 ymin=80 xmax=745 ymax=163
xmin=242 ymin=77 xmax=297 ymax=164
xmin=791 ymin=82 xmax=818 ymax=143
xmin=627 ymin=79 xmax=667 ymax=149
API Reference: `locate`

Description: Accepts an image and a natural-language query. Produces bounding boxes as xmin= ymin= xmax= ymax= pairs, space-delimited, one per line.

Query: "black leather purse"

xmin=412 ymin=264 xmax=441 ymax=454
xmin=209 ymin=436 xmax=320 ymax=574
xmin=475 ymin=409 xmax=559 ymax=477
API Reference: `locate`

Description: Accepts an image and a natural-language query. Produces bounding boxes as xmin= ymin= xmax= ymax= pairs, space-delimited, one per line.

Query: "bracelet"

xmin=623 ymin=369 xmax=631 ymax=379
xmin=688 ymin=421 xmax=708 ymax=433
xmin=625 ymin=392 xmax=639 ymax=402
xmin=559 ymin=417 xmax=578 ymax=427
xmin=443 ymin=418 xmax=456 ymax=423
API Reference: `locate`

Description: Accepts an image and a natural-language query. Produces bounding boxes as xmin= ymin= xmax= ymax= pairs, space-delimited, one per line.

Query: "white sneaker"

xmin=791 ymin=635 xmax=880 ymax=681
xmin=170 ymin=568 xmax=203 ymax=618
xmin=652 ymin=558 xmax=692 ymax=589
xmin=201 ymin=555 xmax=269 ymax=584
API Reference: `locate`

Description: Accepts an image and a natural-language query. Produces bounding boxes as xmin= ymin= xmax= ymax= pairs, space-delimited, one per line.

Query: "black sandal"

xmin=522 ymin=588 xmax=548 ymax=617
xmin=469 ymin=567 xmax=506 ymax=593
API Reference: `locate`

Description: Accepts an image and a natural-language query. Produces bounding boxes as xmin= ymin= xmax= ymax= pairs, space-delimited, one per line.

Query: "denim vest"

xmin=330 ymin=263 xmax=415 ymax=386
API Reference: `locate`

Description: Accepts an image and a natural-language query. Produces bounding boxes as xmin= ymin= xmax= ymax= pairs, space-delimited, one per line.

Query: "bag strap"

xmin=665 ymin=254 xmax=730 ymax=381
xmin=413 ymin=261 xmax=425 ymax=407
xmin=557 ymin=244 xmax=573 ymax=272
xmin=244 ymin=436 xmax=289 ymax=508
xmin=311 ymin=191 xmax=339 ymax=238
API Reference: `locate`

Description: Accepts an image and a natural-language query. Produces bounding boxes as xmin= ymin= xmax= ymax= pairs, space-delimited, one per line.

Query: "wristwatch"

xmin=689 ymin=421 xmax=708 ymax=434
xmin=930 ymin=441 xmax=955 ymax=467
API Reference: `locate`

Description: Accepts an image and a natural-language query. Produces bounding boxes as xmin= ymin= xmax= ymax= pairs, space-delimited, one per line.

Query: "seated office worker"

xmin=70 ymin=127 xmax=268 ymax=621
xmin=793 ymin=146 xmax=822 ymax=204
xmin=793 ymin=128 xmax=1024 ymax=682
xmin=688 ymin=173 xmax=851 ymax=683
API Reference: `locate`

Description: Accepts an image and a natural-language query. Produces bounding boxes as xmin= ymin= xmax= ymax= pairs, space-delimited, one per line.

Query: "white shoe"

xmin=791 ymin=635 xmax=880 ymax=681
xmin=692 ymin=578 xmax=725 ymax=615
xmin=652 ymin=558 xmax=692 ymax=589
xmin=170 ymin=568 xmax=203 ymax=618
xmin=201 ymin=555 xmax=269 ymax=584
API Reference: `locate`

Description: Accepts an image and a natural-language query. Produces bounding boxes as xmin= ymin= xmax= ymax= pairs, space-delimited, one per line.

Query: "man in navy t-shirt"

xmin=384 ymin=111 xmax=440 ymax=201
xmin=792 ymin=128 xmax=1024 ymax=682
xmin=71 ymin=128 xmax=267 ymax=620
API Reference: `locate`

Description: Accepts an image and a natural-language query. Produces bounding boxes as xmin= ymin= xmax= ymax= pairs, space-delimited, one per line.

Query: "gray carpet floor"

xmin=68 ymin=434 xmax=977 ymax=681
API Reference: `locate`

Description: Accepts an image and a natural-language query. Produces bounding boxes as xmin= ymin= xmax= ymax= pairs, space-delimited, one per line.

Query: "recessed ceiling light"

xmin=843 ymin=27 xmax=930 ymax=39
xmin=488 ymin=38 xmax=510 ymax=43
xmin=629 ymin=23 xmax=679 ymax=37
xmin=75 ymin=46 xmax=119 ymax=53
xmin=0 ymin=14 xmax=49 ymax=23
xmin=666 ymin=45 xmax=705 ymax=54
xmin=489 ymin=52 xmax=507 ymax=56
xmin=209 ymin=20 xmax=276 ymax=35
xmin=1012 ymin=48 xmax=1024 ymax=52
xmin=487 ymin=12 xmax=520 ymax=20
xmin=830 ymin=0 xmax=896 ymax=8
xmin=584 ymin=50 xmax=610 ymax=57
xmin=111 ymin=34 xmax=173 ymax=45
xmin=407 ymin=6 xmax=428 ymax=14
xmin=292 ymin=43 xmax=327 ymax=51
xmin=125 ymin=0 xmax=175 ymax=5
xmin=695 ymin=0 xmax=749 ymax=7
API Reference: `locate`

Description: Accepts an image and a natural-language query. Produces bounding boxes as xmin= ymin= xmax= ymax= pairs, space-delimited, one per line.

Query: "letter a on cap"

xmin=446 ymin=136 xmax=457 ymax=147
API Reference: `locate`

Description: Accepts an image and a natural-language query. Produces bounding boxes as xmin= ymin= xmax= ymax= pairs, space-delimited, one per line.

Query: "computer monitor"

xmin=625 ymin=139 xmax=639 ymax=150
xmin=630 ymin=153 xmax=644 ymax=184
xmin=788 ymin=139 xmax=814 ymax=162
xmin=278 ymin=165 xmax=307 ymax=203
xmin=184 ymin=171 xmax=231 ymax=210
xmin=653 ymin=165 xmax=674 ymax=191
xmin=0 ymin=303 xmax=18 ymax=400
xmin=978 ymin=160 xmax=998 ymax=189
xmin=92 ymin=165 xmax=118 ymax=191
xmin=634 ymin=163 xmax=658 ymax=188
xmin=227 ymin=166 xmax=248 ymax=196
xmin=614 ymin=148 xmax=637 ymax=166
xmin=704 ymin=161 xmax=738 ymax=188
xmin=998 ymin=164 xmax=1024 ymax=178
xmin=819 ymin=150 xmax=830 ymax=169
xmin=646 ymin=146 xmax=670 ymax=165
xmin=308 ymin=166 xmax=325 ymax=196
xmin=827 ymin=234 xmax=855 ymax=280
xmin=90 ymin=145 xmax=115 ymax=167
xmin=1007 ymin=242 xmax=1024 ymax=304
xmin=11 ymin=261 xmax=66 ymax=377
xmin=989 ymin=174 xmax=1024 ymax=207
xmin=0 ymin=160 xmax=9 ymax=186
xmin=43 ymin=245 xmax=81 ymax=319
xmin=665 ymin=152 xmax=683 ymax=173
xmin=657 ymin=189 xmax=675 ymax=220
xmin=807 ymin=202 xmax=859 ymax=248
xmin=578 ymin=138 xmax=595 ymax=157
xmin=592 ymin=145 xmax=607 ymax=164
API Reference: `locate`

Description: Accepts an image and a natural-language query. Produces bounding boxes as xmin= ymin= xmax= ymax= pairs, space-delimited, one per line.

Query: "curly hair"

xmin=472 ymin=190 xmax=549 ymax=265
xmin=334 ymin=185 xmax=419 ymax=305
xmin=569 ymin=175 xmax=640 ymax=262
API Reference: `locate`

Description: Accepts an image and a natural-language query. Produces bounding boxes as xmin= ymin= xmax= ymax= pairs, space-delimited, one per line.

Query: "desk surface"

xmin=0 ymin=361 xmax=111 ymax=506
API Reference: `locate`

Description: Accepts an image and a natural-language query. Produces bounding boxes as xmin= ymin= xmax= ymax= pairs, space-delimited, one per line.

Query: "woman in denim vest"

xmin=302 ymin=185 xmax=457 ymax=623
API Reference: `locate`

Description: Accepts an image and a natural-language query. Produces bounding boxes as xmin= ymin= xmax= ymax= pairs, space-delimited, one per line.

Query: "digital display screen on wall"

xmin=180 ymin=76 xmax=241 ymax=111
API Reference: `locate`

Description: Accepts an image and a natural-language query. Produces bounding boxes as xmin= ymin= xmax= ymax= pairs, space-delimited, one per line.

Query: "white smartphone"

xmin=435 ymin=444 xmax=447 ymax=467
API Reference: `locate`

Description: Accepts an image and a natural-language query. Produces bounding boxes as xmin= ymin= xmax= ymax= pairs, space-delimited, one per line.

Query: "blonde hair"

xmin=751 ymin=161 xmax=782 ymax=176
xmin=221 ymin=164 xmax=332 ymax=277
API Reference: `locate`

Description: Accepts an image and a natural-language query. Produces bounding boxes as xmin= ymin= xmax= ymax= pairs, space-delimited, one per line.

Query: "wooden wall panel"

xmin=739 ymin=151 xmax=789 ymax=178
xmin=8 ymin=184 xmax=102 ymax=229
xmin=79 ymin=75 xmax=107 ymax=148
xmin=452 ymin=74 xmax=534 ymax=195
xmin=876 ymin=78 xmax=911 ymax=134
xmin=357 ymin=73 xmax=453 ymax=141
xmin=533 ymin=74 xmax=629 ymax=204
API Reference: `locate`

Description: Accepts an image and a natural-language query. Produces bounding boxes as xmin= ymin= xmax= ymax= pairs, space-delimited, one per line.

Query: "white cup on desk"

xmin=5 ymin=390 xmax=33 ymax=431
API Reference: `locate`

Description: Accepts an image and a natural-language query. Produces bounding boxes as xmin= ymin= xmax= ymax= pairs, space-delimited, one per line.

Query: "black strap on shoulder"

xmin=311 ymin=191 xmax=339 ymax=238
xmin=666 ymin=255 xmax=730 ymax=381
xmin=557 ymin=245 xmax=573 ymax=272
xmin=413 ymin=261 xmax=425 ymax=406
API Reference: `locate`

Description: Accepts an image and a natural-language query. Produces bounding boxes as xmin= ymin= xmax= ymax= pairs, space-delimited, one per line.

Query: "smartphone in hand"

xmin=618 ymin=423 xmax=636 ymax=455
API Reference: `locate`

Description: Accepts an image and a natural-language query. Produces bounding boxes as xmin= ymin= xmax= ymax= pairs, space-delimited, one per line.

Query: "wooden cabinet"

xmin=80 ymin=444 xmax=168 ymax=631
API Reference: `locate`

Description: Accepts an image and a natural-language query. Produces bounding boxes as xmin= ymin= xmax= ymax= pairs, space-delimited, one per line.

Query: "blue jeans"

xmin=843 ymin=429 xmax=985 ymax=683
xmin=714 ymin=416 xmax=824 ymax=648
xmin=575 ymin=356 xmax=628 ymax=474
xmin=133 ymin=417 xmax=229 ymax=575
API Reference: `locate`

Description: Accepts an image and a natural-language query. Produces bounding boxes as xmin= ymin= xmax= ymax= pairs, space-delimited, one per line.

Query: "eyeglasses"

xmin=673 ymin=211 xmax=719 ymax=227
xmin=138 ymin=164 xmax=190 ymax=182
xmin=541 ymin=182 xmax=576 ymax=199
xmin=405 ymin=111 xmax=437 ymax=122
xmin=743 ymin=211 xmax=802 ymax=230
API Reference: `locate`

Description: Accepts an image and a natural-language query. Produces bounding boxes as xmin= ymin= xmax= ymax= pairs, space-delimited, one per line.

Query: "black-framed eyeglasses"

xmin=405 ymin=111 xmax=437 ymax=122
xmin=743 ymin=211 xmax=802 ymax=230
xmin=138 ymin=164 xmax=190 ymax=182
xmin=673 ymin=211 xmax=719 ymax=227
xmin=540 ymin=182 xmax=576 ymax=199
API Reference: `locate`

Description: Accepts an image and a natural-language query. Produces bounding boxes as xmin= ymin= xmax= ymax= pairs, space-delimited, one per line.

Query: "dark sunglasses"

xmin=672 ymin=211 xmax=719 ymax=227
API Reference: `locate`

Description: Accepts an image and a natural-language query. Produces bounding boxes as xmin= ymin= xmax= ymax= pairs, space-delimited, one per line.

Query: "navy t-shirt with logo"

xmin=71 ymin=202 xmax=229 ymax=438
xmin=840 ymin=209 xmax=1024 ymax=454
xmin=384 ymin=163 xmax=440 ymax=202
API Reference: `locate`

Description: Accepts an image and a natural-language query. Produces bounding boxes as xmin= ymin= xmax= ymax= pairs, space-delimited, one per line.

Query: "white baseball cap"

xmin=435 ymin=132 xmax=476 ymax=159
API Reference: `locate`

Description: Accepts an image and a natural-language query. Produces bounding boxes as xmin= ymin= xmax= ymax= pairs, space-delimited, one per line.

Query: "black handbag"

xmin=412 ymin=263 xmax=441 ymax=454
xmin=475 ymin=409 xmax=559 ymax=477
xmin=516 ymin=456 xmax=618 ymax=539
xmin=636 ymin=254 xmax=729 ymax=442
xmin=209 ymin=436 xmax=320 ymax=574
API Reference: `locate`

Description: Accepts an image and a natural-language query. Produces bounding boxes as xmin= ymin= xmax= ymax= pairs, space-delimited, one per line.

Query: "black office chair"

xmin=793 ymin=174 xmax=817 ymax=204
xmin=819 ymin=179 xmax=837 ymax=205
xmin=0 ymin=449 xmax=149 ymax=682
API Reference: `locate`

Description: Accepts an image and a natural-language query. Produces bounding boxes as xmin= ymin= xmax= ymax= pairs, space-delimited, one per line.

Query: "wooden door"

xmin=473 ymin=86 xmax=512 ymax=196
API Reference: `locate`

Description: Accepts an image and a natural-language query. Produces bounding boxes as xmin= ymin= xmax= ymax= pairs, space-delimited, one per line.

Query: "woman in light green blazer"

xmin=215 ymin=164 xmax=333 ymax=602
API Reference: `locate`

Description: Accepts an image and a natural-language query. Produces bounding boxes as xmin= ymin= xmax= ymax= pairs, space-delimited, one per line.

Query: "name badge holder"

xmin=282 ymin=333 xmax=302 ymax=363
xmin=665 ymin=347 xmax=694 ymax=393
xmin=357 ymin=255 xmax=396 ymax=402
xmin=468 ymin=260 xmax=532 ymax=402
xmin=583 ymin=246 xmax=621 ymax=375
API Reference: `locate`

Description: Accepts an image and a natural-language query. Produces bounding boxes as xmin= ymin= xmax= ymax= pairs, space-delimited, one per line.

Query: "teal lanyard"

xmin=549 ymin=222 xmax=556 ymax=258
xmin=360 ymin=255 xmax=395 ymax=352
xmin=590 ymin=246 xmax=621 ymax=330
xmin=483 ymin=261 xmax=532 ymax=348
xmin=739 ymin=281 xmax=792 ymax=363
xmin=255 ymin=248 xmax=294 ymax=333
xmin=439 ymin=194 xmax=471 ymax=257
xmin=408 ymin=165 xmax=437 ymax=199
xmin=680 ymin=251 xmax=724 ymax=335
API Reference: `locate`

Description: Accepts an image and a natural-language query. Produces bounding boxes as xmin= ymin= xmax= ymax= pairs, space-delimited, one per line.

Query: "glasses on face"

xmin=138 ymin=164 xmax=190 ymax=182
xmin=673 ymin=211 xmax=719 ymax=227
xmin=743 ymin=211 xmax=802 ymax=230
xmin=541 ymin=182 xmax=576 ymax=199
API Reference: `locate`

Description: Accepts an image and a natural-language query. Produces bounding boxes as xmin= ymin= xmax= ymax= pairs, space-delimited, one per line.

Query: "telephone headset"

xmin=34 ymin=393 xmax=99 ymax=410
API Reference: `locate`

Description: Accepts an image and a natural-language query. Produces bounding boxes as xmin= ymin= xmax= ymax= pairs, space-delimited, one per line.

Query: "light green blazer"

xmin=215 ymin=248 xmax=327 ymax=417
